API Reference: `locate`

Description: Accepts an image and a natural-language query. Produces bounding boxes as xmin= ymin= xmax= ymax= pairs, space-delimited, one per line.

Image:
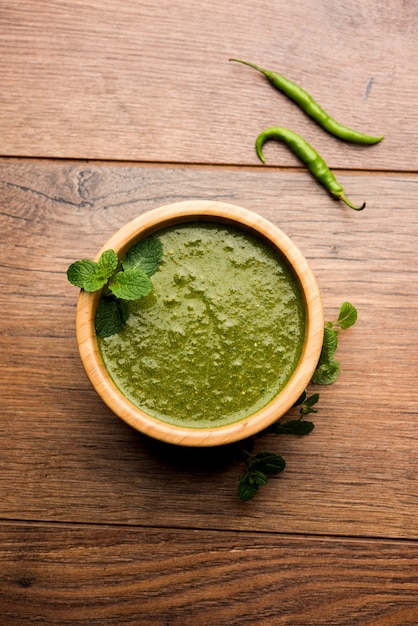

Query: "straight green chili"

xmin=256 ymin=127 xmax=365 ymax=210
xmin=230 ymin=59 xmax=384 ymax=145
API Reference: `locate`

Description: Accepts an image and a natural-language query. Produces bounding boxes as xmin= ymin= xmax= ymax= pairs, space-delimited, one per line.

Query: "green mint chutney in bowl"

xmin=76 ymin=201 xmax=323 ymax=447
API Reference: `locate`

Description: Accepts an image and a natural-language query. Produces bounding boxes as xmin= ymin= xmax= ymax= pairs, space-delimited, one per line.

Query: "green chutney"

xmin=98 ymin=222 xmax=305 ymax=428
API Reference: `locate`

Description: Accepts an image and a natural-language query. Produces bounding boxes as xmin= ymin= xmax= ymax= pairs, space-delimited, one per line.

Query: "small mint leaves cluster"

xmin=238 ymin=391 xmax=318 ymax=501
xmin=67 ymin=236 xmax=163 ymax=337
xmin=312 ymin=301 xmax=358 ymax=385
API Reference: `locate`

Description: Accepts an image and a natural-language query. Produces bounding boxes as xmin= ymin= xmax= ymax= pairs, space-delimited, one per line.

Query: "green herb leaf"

xmin=83 ymin=272 xmax=109 ymax=293
xmin=67 ymin=259 xmax=98 ymax=289
xmin=238 ymin=473 xmax=260 ymax=501
xmin=337 ymin=302 xmax=358 ymax=329
xmin=274 ymin=419 xmax=315 ymax=436
xmin=300 ymin=406 xmax=318 ymax=417
xmin=293 ymin=390 xmax=307 ymax=407
xmin=116 ymin=298 xmax=130 ymax=326
xmin=311 ymin=357 xmax=341 ymax=385
xmin=320 ymin=327 xmax=338 ymax=361
xmin=95 ymin=297 xmax=128 ymax=337
xmin=248 ymin=451 xmax=286 ymax=475
xmin=109 ymin=269 xmax=152 ymax=300
xmin=122 ymin=236 xmax=163 ymax=277
xmin=304 ymin=393 xmax=320 ymax=408
xmin=248 ymin=470 xmax=269 ymax=486
xmin=97 ymin=249 xmax=119 ymax=279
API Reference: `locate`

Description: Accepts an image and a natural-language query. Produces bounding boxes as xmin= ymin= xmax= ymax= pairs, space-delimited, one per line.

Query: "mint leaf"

xmin=82 ymin=249 xmax=119 ymax=292
xmin=320 ymin=327 xmax=338 ymax=361
xmin=248 ymin=451 xmax=286 ymax=475
xmin=109 ymin=269 xmax=152 ymax=300
xmin=238 ymin=473 xmax=260 ymax=501
xmin=239 ymin=469 xmax=268 ymax=500
xmin=304 ymin=393 xmax=320 ymax=408
xmin=312 ymin=357 xmax=340 ymax=385
xmin=337 ymin=302 xmax=358 ymax=329
xmin=248 ymin=470 xmax=269 ymax=486
xmin=95 ymin=297 xmax=129 ymax=337
xmin=67 ymin=259 xmax=98 ymax=289
xmin=274 ymin=419 xmax=315 ymax=436
xmin=83 ymin=272 xmax=109 ymax=292
xmin=122 ymin=236 xmax=163 ymax=277
xmin=116 ymin=298 xmax=130 ymax=326
xmin=97 ymin=249 xmax=118 ymax=279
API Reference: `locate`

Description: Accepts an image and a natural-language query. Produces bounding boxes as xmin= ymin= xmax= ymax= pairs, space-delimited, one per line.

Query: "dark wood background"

xmin=1 ymin=2 xmax=418 ymax=624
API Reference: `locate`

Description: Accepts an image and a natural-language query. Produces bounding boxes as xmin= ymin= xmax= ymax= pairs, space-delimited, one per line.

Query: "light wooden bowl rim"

xmin=76 ymin=200 xmax=324 ymax=447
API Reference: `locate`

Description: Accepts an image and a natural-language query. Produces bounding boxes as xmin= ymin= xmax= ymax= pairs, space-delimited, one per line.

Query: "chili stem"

xmin=340 ymin=193 xmax=366 ymax=211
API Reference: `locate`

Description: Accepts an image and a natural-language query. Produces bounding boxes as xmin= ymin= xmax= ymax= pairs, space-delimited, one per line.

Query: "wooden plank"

xmin=1 ymin=522 xmax=418 ymax=625
xmin=0 ymin=1 xmax=416 ymax=169
xmin=1 ymin=159 xmax=418 ymax=538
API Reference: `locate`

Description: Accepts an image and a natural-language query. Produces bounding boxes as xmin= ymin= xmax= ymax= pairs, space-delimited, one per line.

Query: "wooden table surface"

xmin=1 ymin=2 xmax=418 ymax=624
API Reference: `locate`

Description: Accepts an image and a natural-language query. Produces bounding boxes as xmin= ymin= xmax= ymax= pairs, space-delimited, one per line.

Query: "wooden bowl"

xmin=76 ymin=200 xmax=323 ymax=447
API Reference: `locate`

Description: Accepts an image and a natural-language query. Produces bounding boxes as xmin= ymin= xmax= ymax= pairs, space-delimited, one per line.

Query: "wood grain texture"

xmin=1 ymin=159 xmax=418 ymax=539
xmin=1 ymin=3 xmax=417 ymax=620
xmin=0 ymin=1 xmax=417 ymax=169
xmin=1 ymin=522 xmax=418 ymax=626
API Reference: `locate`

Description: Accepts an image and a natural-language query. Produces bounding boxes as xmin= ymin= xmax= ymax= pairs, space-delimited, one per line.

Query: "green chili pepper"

xmin=230 ymin=59 xmax=384 ymax=145
xmin=256 ymin=127 xmax=365 ymax=211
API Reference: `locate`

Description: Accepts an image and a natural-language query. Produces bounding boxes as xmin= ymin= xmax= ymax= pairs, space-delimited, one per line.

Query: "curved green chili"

xmin=230 ymin=59 xmax=384 ymax=145
xmin=256 ymin=127 xmax=365 ymax=211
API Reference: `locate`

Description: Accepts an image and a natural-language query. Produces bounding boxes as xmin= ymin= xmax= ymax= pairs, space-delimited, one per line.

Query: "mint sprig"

xmin=239 ymin=451 xmax=286 ymax=502
xmin=67 ymin=236 xmax=163 ymax=337
xmin=312 ymin=302 xmax=358 ymax=385
xmin=238 ymin=302 xmax=358 ymax=501
xmin=272 ymin=391 xmax=318 ymax=436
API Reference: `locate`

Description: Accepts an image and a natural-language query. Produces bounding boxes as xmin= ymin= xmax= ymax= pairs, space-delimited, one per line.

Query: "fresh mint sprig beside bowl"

xmin=72 ymin=200 xmax=324 ymax=448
